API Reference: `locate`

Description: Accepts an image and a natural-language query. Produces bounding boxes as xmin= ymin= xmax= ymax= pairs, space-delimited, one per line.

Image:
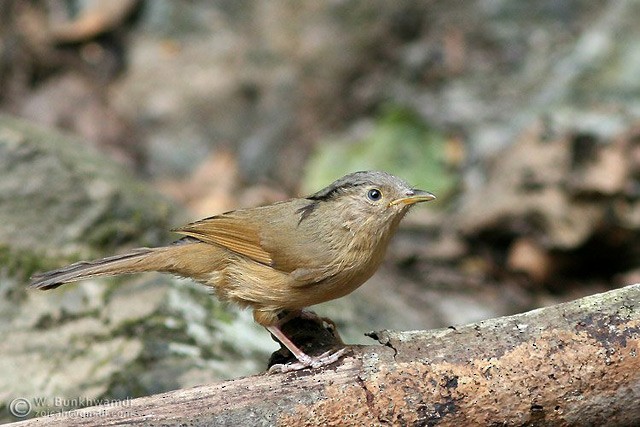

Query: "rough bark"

xmin=11 ymin=283 xmax=640 ymax=426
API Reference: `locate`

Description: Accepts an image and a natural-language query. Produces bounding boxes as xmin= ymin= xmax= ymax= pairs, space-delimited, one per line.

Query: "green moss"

xmin=304 ymin=105 xmax=458 ymax=202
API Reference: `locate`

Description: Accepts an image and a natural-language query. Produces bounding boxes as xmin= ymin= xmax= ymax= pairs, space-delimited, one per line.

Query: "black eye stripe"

xmin=367 ymin=188 xmax=382 ymax=201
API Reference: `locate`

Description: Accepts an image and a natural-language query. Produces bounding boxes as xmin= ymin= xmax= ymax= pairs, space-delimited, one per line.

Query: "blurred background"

xmin=1 ymin=0 xmax=639 ymax=421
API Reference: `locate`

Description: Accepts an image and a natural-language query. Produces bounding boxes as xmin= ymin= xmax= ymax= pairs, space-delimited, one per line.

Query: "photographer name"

xmin=33 ymin=396 xmax=132 ymax=408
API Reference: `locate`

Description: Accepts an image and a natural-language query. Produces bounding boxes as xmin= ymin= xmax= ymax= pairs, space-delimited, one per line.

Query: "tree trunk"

xmin=11 ymin=283 xmax=640 ymax=426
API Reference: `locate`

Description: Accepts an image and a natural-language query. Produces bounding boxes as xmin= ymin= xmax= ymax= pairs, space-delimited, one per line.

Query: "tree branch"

xmin=12 ymin=283 xmax=640 ymax=426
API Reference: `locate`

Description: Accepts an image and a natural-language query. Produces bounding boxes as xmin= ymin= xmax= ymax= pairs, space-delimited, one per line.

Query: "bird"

xmin=30 ymin=171 xmax=435 ymax=371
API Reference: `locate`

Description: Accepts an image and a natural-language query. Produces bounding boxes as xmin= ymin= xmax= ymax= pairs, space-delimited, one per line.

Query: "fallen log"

xmin=11 ymin=283 xmax=640 ymax=426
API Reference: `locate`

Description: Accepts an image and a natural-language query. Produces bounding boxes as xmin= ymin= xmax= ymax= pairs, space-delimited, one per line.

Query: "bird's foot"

xmin=268 ymin=348 xmax=348 ymax=373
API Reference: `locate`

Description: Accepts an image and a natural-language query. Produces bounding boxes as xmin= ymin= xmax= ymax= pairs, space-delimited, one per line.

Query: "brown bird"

xmin=30 ymin=171 xmax=435 ymax=371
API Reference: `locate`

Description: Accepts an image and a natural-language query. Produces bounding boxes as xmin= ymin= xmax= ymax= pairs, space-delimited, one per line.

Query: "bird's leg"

xmin=266 ymin=324 xmax=347 ymax=373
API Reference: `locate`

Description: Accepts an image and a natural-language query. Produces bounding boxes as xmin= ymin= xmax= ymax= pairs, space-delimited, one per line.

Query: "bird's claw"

xmin=268 ymin=348 xmax=348 ymax=373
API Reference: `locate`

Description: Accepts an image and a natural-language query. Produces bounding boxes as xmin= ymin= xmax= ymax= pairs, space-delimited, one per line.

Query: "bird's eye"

xmin=367 ymin=188 xmax=382 ymax=201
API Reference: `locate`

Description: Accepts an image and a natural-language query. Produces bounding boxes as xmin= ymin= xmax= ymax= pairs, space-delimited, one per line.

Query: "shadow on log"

xmin=11 ymin=283 xmax=640 ymax=426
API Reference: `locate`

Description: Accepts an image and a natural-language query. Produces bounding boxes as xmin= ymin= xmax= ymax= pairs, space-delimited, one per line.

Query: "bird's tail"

xmin=30 ymin=247 xmax=169 ymax=290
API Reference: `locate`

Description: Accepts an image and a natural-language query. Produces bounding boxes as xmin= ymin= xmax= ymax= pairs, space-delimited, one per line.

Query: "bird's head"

xmin=307 ymin=171 xmax=436 ymax=239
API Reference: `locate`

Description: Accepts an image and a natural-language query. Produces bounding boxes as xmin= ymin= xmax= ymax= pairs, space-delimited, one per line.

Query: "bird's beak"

xmin=389 ymin=189 xmax=436 ymax=206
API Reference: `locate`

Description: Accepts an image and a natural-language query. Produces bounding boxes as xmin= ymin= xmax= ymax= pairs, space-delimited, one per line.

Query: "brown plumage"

xmin=30 ymin=171 xmax=435 ymax=371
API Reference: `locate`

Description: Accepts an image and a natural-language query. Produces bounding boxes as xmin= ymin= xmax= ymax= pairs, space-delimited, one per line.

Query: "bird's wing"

xmin=173 ymin=210 xmax=274 ymax=266
xmin=172 ymin=201 xmax=338 ymax=281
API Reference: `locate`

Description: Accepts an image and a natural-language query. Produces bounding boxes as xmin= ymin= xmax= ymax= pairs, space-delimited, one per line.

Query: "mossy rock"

xmin=0 ymin=114 xmax=177 ymax=280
